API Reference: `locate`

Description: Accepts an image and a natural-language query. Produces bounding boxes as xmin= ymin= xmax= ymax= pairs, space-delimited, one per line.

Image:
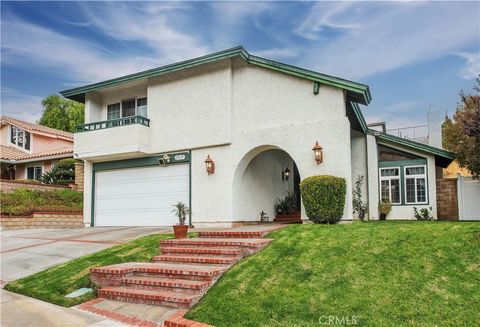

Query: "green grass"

xmin=186 ymin=222 xmax=480 ymax=327
xmin=4 ymin=233 xmax=175 ymax=307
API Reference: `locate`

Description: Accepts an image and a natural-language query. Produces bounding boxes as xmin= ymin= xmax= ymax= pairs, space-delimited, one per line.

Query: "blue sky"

xmin=1 ymin=1 xmax=479 ymax=129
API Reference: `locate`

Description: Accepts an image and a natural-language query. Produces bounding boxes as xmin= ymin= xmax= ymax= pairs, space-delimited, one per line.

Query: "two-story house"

xmin=0 ymin=116 xmax=74 ymax=180
xmin=61 ymin=46 xmax=455 ymax=227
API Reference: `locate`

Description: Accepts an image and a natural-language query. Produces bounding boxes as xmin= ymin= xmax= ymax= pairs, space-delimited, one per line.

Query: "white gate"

xmin=457 ymin=175 xmax=480 ymax=221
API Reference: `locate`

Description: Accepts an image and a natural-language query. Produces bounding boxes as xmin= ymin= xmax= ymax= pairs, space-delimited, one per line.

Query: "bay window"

xmin=379 ymin=167 xmax=401 ymax=204
xmin=404 ymin=165 xmax=427 ymax=204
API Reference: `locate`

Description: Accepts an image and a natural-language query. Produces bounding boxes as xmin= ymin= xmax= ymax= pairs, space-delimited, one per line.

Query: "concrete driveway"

xmin=1 ymin=226 xmax=170 ymax=326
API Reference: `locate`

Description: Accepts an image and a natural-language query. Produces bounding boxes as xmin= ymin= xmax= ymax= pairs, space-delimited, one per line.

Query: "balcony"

xmin=74 ymin=116 xmax=151 ymax=161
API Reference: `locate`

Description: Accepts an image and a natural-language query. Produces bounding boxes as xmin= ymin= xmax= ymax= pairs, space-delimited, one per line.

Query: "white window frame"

xmin=379 ymin=167 xmax=402 ymax=205
xmin=404 ymin=165 xmax=428 ymax=205
xmin=106 ymin=97 xmax=147 ymax=120
xmin=25 ymin=164 xmax=43 ymax=181
xmin=8 ymin=125 xmax=32 ymax=153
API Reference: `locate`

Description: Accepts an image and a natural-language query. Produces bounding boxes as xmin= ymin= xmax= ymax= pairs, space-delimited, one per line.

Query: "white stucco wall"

xmin=366 ymin=134 xmax=379 ymax=219
xmin=351 ymin=130 xmax=368 ymax=220
xmin=80 ymin=58 xmax=355 ymax=226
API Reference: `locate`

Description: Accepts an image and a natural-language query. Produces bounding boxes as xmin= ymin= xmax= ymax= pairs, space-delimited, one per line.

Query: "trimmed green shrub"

xmin=300 ymin=175 xmax=346 ymax=224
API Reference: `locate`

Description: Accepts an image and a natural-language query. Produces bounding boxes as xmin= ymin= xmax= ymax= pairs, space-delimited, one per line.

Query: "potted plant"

xmin=274 ymin=191 xmax=299 ymax=217
xmin=378 ymin=200 xmax=392 ymax=220
xmin=171 ymin=202 xmax=190 ymax=238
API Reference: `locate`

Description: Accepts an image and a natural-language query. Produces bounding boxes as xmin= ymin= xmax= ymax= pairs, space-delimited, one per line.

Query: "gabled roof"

xmin=0 ymin=145 xmax=73 ymax=163
xmin=60 ymin=46 xmax=371 ymax=105
xmin=0 ymin=116 xmax=74 ymax=141
xmin=367 ymin=129 xmax=455 ymax=168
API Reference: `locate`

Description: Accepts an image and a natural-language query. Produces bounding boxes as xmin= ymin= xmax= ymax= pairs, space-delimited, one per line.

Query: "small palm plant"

xmin=171 ymin=202 xmax=190 ymax=226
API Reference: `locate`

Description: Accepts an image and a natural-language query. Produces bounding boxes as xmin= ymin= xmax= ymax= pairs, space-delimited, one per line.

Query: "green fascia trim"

xmin=93 ymin=152 xmax=190 ymax=172
xmin=367 ymin=129 xmax=455 ymax=163
xmin=350 ymin=102 xmax=368 ymax=133
xmin=378 ymin=159 xmax=427 ymax=168
xmin=60 ymin=46 xmax=371 ymax=105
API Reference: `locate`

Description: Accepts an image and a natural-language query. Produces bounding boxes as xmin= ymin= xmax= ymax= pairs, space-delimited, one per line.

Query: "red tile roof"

xmin=0 ymin=145 xmax=73 ymax=162
xmin=0 ymin=116 xmax=74 ymax=140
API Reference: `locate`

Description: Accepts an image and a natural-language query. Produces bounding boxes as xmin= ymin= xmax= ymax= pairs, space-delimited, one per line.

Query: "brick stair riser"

xmin=98 ymin=293 xmax=193 ymax=309
xmin=133 ymin=272 xmax=219 ymax=282
xmin=198 ymin=232 xmax=266 ymax=239
xmin=152 ymin=255 xmax=241 ymax=265
xmin=122 ymin=283 xmax=207 ymax=295
xmin=91 ymin=272 xmax=133 ymax=288
xmin=160 ymin=240 xmax=270 ymax=249
xmin=161 ymin=247 xmax=243 ymax=257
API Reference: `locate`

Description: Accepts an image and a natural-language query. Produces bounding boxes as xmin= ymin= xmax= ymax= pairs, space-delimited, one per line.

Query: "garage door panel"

xmin=95 ymin=164 xmax=189 ymax=226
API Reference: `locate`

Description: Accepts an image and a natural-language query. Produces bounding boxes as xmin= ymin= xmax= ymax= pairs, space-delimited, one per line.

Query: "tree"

xmin=442 ymin=77 xmax=480 ymax=179
xmin=38 ymin=94 xmax=84 ymax=133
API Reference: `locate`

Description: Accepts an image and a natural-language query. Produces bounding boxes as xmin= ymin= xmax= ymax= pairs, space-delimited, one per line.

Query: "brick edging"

xmin=76 ymin=298 xmax=161 ymax=327
xmin=0 ymin=179 xmax=70 ymax=188
xmin=163 ymin=310 xmax=212 ymax=327
xmin=0 ymin=211 xmax=83 ymax=218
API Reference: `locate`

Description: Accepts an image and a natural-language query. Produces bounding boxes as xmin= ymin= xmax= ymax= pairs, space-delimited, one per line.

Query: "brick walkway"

xmin=79 ymin=224 xmax=284 ymax=326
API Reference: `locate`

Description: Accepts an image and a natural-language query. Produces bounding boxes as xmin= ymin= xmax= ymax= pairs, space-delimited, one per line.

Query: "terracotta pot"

xmin=173 ymin=225 xmax=188 ymax=238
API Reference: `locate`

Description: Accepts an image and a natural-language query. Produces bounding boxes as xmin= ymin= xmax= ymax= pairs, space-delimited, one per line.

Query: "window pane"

xmin=27 ymin=167 xmax=34 ymax=180
xmin=406 ymin=166 xmax=425 ymax=175
xmin=17 ymin=130 xmax=24 ymax=147
xmin=25 ymin=131 xmax=31 ymax=150
xmin=34 ymin=167 xmax=42 ymax=180
xmin=122 ymin=99 xmax=136 ymax=117
xmin=10 ymin=126 xmax=16 ymax=144
xmin=391 ymin=179 xmax=400 ymax=203
xmin=416 ymin=178 xmax=426 ymax=202
xmin=137 ymin=98 xmax=147 ymax=117
xmin=381 ymin=180 xmax=390 ymax=202
xmin=381 ymin=168 xmax=399 ymax=177
xmin=406 ymin=178 xmax=416 ymax=203
xmin=107 ymin=103 xmax=120 ymax=120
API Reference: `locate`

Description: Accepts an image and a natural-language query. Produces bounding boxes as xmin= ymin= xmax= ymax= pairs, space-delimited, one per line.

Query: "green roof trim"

xmin=60 ymin=46 xmax=371 ymax=105
xmin=367 ymin=129 xmax=455 ymax=168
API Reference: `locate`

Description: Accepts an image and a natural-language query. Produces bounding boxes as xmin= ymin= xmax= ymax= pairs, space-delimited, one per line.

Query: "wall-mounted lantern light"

xmin=282 ymin=167 xmax=290 ymax=181
xmin=312 ymin=141 xmax=323 ymax=165
xmin=204 ymin=154 xmax=215 ymax=175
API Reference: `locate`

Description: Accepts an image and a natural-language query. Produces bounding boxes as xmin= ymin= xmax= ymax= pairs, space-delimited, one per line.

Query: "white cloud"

xmin=296 ymin=2 xmax=480 ymax=80
xmin=251 ymin=47 xmax=300 ymax=60
xmin=1 ymin=88 xmax=44 ymax=122
xmin=456 ymin=52 xmax=480 ymax=79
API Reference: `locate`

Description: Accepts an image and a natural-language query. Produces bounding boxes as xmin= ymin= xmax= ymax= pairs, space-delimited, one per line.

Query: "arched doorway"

xmin=233 ymin=146 xmax=301 ymax=223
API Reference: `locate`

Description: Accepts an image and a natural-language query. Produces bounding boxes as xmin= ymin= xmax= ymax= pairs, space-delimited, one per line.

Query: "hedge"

xmin=300 ymin=175 xmax=346 ymax=224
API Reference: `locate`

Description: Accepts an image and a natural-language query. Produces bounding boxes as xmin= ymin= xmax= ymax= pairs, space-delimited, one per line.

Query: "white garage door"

xmin=95 ymin=164 xmax=189 ymax=226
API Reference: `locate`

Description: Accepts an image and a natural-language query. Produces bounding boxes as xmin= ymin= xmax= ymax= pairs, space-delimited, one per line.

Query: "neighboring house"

xmin=0 ymin=116 xmax=74 ymax=180
xmin=61 ymin=46 xmax=455 ymax=227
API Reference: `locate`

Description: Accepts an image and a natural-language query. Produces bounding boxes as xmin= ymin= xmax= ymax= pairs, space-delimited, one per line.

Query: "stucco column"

xmin=366 ymin=135 xmax=379 ymax=220
xmin=82 ymin=160 xmax=93 ymax=227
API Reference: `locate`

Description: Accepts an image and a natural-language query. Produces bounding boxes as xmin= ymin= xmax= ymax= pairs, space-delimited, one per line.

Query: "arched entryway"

xmin=233 ymin=145 xmax=301 ymax=223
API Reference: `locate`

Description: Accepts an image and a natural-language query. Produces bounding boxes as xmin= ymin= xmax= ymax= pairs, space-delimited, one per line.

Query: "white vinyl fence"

xmin=457 ymin=175 xmax=480 ymax=221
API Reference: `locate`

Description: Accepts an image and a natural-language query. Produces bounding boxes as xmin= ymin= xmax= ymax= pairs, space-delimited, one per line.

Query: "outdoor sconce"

xmin=312 ymin=141 xmax=323 ymax=165
xmin=282 ymin=167 xmax=290 ymax=181
xmin=204 ymin=154 xmax=215 ymax=175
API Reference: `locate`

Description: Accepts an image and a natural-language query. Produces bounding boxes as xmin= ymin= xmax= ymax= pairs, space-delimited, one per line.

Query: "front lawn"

xmin=4 ymin=233 xmax=174 ymax=307
xmin=187 ymin=222 xmax=480 ymax=326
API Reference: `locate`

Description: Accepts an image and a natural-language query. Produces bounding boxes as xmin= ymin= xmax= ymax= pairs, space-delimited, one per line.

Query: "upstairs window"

xmin=107 ymin=97 xmax=147 ymax=120
xmin=379 ymin=167 xmax=401 ymax=204
xmin=10 ymin=126 xmax=31 ymax=151
xmin=405 ymin=165 xmax=427 ymax=204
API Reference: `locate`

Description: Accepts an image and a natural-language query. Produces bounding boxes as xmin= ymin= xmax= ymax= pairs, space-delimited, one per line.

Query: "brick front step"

xmin=198 ymin=231 xmax=267 ymax=238
xmin=153 ymin=255 xmax=240 ymax=265
xmin=164 ymin=309 xmax=213 ymax=327
xmin=91 ymin=263 xmax=227 ymax=287
xmin=161 ymin=246 xmax=243 ymax=256
xmin=160 ymin=238 xmax=272 ymax=249
xmin=98 ymin=287 xmax=201 ymax=309
xmin=123 ymin=276 xmax=211 ymax=293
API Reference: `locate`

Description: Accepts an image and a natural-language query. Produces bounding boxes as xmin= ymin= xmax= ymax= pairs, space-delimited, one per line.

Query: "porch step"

xmin=122 ymin=276 xmax=211 ymax=293
xmin=98 ymin=287 xmax=201 ymax=309
xmin=153 ymin=254 xmax=240 ymax=265
xmin=160 ymin=238 xmax=272 ymax=249
xmin=161 ymin=246 xmax=243 ymax=256
xmin=198 ymin=231 xmax=267 ymax=238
